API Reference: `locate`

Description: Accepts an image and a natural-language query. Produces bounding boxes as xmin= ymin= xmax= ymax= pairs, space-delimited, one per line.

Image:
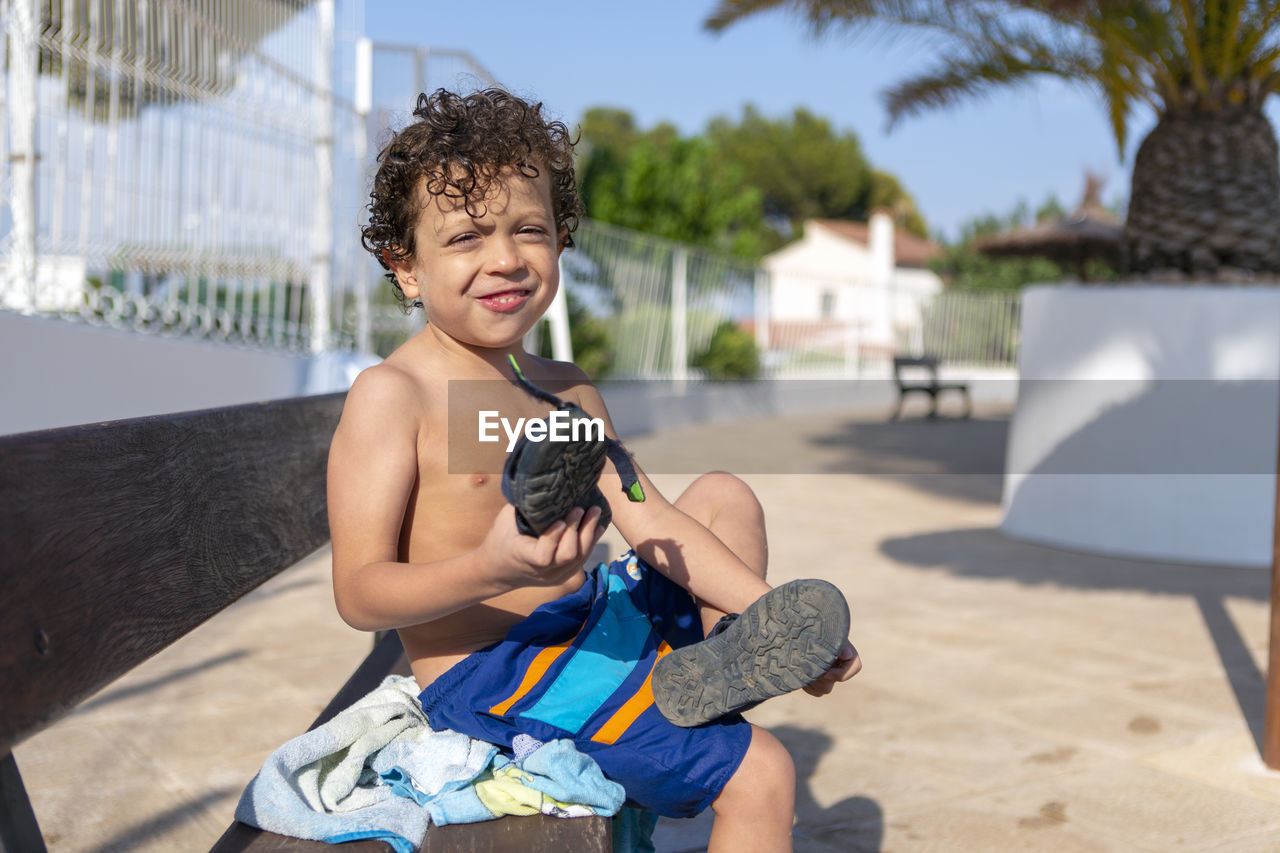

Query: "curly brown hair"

xmin=361 ymin=88 xmax=581 ymax=309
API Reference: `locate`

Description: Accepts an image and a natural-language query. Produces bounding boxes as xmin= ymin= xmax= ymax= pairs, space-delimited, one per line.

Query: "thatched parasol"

xmin=976 ymin=174 xmax=1123 ymax=279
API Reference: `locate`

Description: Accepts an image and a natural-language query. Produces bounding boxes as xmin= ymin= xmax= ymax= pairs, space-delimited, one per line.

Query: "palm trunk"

xmin=1125 ymin=105 xmax=1280 ymax=279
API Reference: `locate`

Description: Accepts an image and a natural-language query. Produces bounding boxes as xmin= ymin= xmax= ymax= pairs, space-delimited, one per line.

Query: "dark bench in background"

xmin=890 ymin=356 xmax=972 ymax=419
xmin=0 ymin=396 xmax=609 ymax=853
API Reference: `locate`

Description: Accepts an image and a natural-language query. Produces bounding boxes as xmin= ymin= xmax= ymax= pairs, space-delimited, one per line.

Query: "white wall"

xmin=1002 ymin=285 xmax=1280 ymax=568
xmin=0 ymin=312 xmax=375 ymax=435
xmin=765 ymin=226 xmax=874 ymax=321
xmin=763 ymin=222 xmax=943 ymax=349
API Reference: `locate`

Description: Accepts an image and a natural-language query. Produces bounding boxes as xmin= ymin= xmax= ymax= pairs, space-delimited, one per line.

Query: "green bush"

xmin=539 ymin=290 xmax=614 ymax=379
xmin=692 ymin=320 xmax=759 ymax=379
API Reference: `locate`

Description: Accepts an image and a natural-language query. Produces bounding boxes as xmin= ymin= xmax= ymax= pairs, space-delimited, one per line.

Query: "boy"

xmin=328 ymin=88 xmax=860 ymax=851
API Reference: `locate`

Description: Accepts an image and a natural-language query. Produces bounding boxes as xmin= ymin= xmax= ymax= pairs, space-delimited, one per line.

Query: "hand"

xmin=480 ymin=504 xmax=605 ymax=589
xmin=804 ymin=641 xmax=861 ymax=697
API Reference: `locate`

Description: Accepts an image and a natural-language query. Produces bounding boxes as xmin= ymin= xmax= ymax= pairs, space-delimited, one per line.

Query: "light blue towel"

xmin=235 ymin=675 xmax=496 ymax=853
xmin=420 ymin=737 xmax=625 ymax=826
xmin=235 ymin=675 xmax=627 ymax=850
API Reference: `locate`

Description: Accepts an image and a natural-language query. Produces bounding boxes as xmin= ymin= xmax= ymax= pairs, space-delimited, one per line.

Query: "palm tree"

xmin=706 ymin=1 xmax=1280 ymax=279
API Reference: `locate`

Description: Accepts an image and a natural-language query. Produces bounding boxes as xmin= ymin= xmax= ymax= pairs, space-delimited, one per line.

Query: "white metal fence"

xmin=0 ymin=0 xmax=366 ymax=352
xmin=545 ymin=219 xmax=1019 ymax=379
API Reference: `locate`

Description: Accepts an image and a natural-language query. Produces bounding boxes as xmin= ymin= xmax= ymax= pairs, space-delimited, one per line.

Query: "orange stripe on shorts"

xmin=589 ymin=640 xmax=673 ymax=745
xmin=488 ymin=637 xmax=575 ymax=716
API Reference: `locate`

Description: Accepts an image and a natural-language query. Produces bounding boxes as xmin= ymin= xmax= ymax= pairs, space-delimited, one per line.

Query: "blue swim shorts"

xmin=418 ymin=551 xmax=753 ymax=818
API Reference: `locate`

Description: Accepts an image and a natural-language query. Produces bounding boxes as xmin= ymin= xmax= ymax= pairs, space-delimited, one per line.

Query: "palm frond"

xmin=707 ymin=0 xmax=1051 ymax=52
xmin=704 ymin=0 xmax=790 ymax=32
xmin=1175 ymin=0 xmax=1211 ymax=97
xmin=1214 ymin=0 xmax=1247 ymax=80
xmin=708 ymin=0 xmax=1280 ymax=141
xmin=1234 ymin=2 xmax=1280 ymax=75
xmin=881 ymin=45 xmax=1077 ymax=127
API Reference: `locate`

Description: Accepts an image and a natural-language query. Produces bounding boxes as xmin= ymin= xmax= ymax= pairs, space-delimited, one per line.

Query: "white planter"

xmin=1002 ymin=284 xmax=1280 ymax=568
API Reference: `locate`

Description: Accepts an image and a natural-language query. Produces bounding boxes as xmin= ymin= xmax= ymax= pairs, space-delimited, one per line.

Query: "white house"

xmin=761 ymin=212 xmax=945 ymax=359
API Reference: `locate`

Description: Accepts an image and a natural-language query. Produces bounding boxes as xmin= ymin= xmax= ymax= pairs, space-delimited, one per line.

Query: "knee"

xmin=688 ymin=471 xmax=763 ymax=518
xmin=714 ymin=726 xmax=796 ymax=817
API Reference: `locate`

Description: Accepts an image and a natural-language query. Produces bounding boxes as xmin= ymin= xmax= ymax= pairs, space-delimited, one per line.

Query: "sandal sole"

xmin=502 ymin=406 xmax=611 ymax=535
xmin=651 ymin=579 xmax=850 ymax=727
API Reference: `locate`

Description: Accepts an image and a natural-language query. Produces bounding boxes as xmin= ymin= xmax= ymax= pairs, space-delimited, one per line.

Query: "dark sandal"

xmin=651 ymin=579 xmax=850 ymax=727
xmin=501 ymin=356 xmax=643 ymax=536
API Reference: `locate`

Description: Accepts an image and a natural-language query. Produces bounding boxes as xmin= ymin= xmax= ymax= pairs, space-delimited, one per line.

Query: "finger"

xmin=803 ymin=679 xmax=834 ymax=697
xmin=551 ymin=508 xmax=585 ymax=565
xmin=576 ymin=507 xmax=602 ymax=555
xmin=533 ymin=519 xmax=569 ymax=565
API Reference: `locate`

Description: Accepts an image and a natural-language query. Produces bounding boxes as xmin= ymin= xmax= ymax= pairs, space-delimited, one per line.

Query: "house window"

xmin=820 ymin=290 xmax=835 ymax=319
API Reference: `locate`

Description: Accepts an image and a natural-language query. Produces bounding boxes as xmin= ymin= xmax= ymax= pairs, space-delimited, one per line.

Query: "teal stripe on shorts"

xmin=520 ymin=570 xmax=652 ymax=732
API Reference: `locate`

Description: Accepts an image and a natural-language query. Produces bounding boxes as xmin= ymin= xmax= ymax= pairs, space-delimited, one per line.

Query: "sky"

xmin=358 ymin=1 xmax=1250 ymax=243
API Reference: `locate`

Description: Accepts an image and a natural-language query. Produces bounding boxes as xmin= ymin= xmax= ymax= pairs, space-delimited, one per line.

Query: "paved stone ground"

xmin=14 ymin=402 xmax=1280 ymax=851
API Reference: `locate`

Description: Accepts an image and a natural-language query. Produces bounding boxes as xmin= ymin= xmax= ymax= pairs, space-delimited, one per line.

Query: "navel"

xmin=470 ymin=473 xmax=489 ymax=488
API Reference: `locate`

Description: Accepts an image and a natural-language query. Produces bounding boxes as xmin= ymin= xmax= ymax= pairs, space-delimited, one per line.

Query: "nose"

xmin=484 ymin=235 xmax=526 ymax=276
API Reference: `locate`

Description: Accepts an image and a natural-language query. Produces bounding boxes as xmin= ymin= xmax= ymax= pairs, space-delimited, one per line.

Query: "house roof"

xmin=810 ymin=218 xmax=944 ymax=268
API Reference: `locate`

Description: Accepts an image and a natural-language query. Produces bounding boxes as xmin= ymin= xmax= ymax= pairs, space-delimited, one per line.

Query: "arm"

xmin=327 ymin=367 xmax=602 ymax=632
xmin=568 ymin=380 xmax=771 ymax=616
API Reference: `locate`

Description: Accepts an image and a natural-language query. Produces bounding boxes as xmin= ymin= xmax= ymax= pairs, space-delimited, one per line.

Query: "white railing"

xmin=0 ymin=0 xmax=366 ymax=352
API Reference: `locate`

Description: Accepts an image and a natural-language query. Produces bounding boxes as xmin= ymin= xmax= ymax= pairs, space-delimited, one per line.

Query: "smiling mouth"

xmin=478 ymin=289 xmax=532 ymax=311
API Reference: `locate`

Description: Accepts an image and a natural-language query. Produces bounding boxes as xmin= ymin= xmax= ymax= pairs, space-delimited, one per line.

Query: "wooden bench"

xmin=890 ymin=356 xmax=972 ymax=419
xmin=0 ymin=396 xmax=610 ymax=852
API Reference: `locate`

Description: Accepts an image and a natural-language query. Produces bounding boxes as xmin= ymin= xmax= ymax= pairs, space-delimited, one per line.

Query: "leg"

xmin=673 ymin=471 xmax=768 ymax=636
xmin=708 ymin=725 xmax=796 ymax=853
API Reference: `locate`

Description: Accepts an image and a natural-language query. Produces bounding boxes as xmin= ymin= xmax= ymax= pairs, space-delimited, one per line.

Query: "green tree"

xmin=578 ymin=106 xmax=928 ymax=259
xmin=707 ymin=105 xmax=927 ymax=247
xmin=536 ymin=290 xmax=614 ymax=379
xmin=579 ymin=128 xmax=766 ymax=259
xmin=706 ymin=1 xmax=1280 ymax=278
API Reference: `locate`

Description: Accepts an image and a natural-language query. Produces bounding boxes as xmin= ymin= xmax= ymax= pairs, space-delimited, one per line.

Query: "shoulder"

xmin=336 ymin=362 xmax=427 ymax=445
xmin=346 ymin=361 xmax=422 ymax=413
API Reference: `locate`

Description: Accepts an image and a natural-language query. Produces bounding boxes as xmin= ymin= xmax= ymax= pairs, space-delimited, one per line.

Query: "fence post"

xmin=7 ymin=0 xmax=39 ymax=313
xmin=354 ymin=36 xmax=373 ymax=354
xmin=308 ymin=0 xmax=335 ymax=353
xmin=671 ymin=248 xmax=688 ymax=386
xmin=548 ymin=261 xmax=573 ymax=362
xmin=753 ymin=268 xmax=770 ymax=353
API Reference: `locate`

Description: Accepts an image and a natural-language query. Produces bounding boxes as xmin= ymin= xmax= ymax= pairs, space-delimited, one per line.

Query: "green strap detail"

xmin=507 ymin=353 xmax=526 ymax=381
xmin=628 ymin=481 xmax=645 ymax=502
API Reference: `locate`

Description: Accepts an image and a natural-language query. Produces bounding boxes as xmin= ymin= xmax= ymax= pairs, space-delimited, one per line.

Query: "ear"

xmin=383 ymin=248 xmax=421 ymax=301
xmin=557 ymin=229 xmax=569 ymax=257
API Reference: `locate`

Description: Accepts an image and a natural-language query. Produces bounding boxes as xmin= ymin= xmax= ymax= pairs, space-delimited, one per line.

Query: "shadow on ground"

xmin=804 ymin=414 xmax=1009 ymax=505
xmin=881 ymin=525 xmax=1270 ymax=753
xmin=773 ymin=725 xmax=884 ymax=852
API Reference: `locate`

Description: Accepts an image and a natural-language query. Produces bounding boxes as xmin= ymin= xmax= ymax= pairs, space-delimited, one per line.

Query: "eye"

xmin=448 ymin=232 xmax=478 ymax=246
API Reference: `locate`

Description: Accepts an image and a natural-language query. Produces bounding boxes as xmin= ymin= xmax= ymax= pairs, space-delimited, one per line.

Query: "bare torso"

xmin=382 ymin=340 xmax=590 ymax=689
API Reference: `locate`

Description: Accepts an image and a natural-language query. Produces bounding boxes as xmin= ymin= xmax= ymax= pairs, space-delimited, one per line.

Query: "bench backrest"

xmin=0 ymin=394 xmax=344 ymax=755
xmin=892 ymin=356 xmax=939 ymax=385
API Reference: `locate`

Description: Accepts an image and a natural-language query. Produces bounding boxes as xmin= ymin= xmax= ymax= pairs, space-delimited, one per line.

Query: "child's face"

xmin=390 ymin=165 xmax=562 ymax=350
